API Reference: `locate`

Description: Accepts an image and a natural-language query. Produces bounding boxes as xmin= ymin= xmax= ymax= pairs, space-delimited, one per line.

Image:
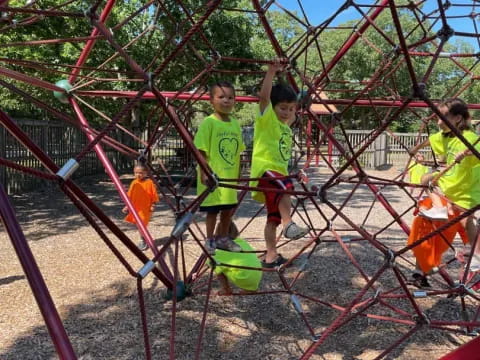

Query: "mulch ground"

xmin=0 ymin=165 xmax=476 ymax=359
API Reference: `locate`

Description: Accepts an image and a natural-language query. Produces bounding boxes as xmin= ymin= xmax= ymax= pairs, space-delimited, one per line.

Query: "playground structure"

xmin=2 ymin=0 xmax=480 ymax=359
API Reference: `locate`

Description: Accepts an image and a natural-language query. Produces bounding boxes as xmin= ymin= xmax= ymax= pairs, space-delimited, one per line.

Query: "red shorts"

xmin=258 ymin=171 xmax=294 ymax=225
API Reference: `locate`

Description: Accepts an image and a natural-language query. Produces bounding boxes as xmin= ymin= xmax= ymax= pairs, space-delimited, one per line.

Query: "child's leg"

xmin=278 ymin=194 xmax=292 ymax=227
xmin=205 ymin=212 xmax=218 ymax=239
xmin=217 ymin=273 xmax=232 ymax=295
xmin=265 ymin=221 xmax=279 ymax=263
xmin=418 ymin=175 xmax=448 ymax=220
xmin=429 ymin=191 xmax=445 ymax=209
xmin=214 ymin=208 xmax=241 ymax=252
xmin=461 ymin=215 xmax=480 ymax=271
xmin=462 ymin=215 xmax=479 ymax=251
xmin=278 ymin=193 xmax=308 ymax=239
xmin=217 ymin=209 xmax=234 ymax=237
xmin=420 ymin=174 xmax=445 ymax=208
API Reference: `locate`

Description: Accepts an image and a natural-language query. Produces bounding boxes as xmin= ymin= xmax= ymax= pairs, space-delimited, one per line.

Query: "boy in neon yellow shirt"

xmin=250 ymin=60 xmax=308 ymax=268
xmin=409 ymin=109 xmax=454 ymax=220
xmin=418 ymin=98 xmax=480 ymax=271
xmin=194 ymin=82 xmax=245 ymax=253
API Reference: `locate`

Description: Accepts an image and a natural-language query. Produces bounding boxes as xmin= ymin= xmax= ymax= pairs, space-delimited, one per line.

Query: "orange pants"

xmin=407 ymin=198 xmax=468 ymax=273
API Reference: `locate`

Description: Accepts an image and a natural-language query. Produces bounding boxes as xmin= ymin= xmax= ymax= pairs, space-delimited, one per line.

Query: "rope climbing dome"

xmin=1 ymin=0 xmax=480 ymax=359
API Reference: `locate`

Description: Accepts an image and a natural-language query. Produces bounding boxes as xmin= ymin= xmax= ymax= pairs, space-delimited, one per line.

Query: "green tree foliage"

xmin=291 ymin=3 xmax=480 ymax=132
xmin=1 ymin=1 xmax=478 ymax=132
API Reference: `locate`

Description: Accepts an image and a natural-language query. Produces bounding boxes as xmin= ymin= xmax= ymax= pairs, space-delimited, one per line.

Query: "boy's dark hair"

xmin=209 ymin=81 xmax=235 ymax=97
xmin=440 ymin=98 xmax=471 ymax=131
xmin=134 ymin=162 xmax=148 ymax=171
xmin=271 ymin=83 xmax=297 ymax=107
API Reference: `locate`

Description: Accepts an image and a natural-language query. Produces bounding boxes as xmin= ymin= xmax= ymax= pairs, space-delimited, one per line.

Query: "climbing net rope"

xmin=1 ymin=0 xmax=480 ymax=359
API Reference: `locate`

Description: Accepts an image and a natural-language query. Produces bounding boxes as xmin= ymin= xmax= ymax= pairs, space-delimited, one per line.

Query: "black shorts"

xmin=199 ymin=203 xmax=237 ymax=214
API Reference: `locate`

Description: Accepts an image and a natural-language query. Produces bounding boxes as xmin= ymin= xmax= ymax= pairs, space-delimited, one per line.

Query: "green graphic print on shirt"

xmin=194 ymin=114 xmax=245 ymax=207
xmin=250 ymin=103 xmax=293 ymax=203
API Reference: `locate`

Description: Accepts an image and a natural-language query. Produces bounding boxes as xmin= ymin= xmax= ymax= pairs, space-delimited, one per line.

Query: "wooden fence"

xmin=332 ymin=130 xmax=430 ymax=168
xmin=0 ymin=119 xmax=131 ymax=194
xmin=1 ymin=119 xmax=434 ymax=195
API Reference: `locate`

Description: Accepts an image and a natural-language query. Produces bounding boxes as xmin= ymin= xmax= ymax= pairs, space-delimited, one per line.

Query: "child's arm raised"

xmin=258 ymin=59 xmax=285 ymax=113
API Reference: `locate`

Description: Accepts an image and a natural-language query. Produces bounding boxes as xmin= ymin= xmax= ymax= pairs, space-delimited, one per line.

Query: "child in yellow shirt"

xmin=194 ymin=82 xmax=245 ymax=254
xmin=415 ymin=99 xmax=480 ymax=271
xmin=250 ymin=60 xmax=308 ymax=268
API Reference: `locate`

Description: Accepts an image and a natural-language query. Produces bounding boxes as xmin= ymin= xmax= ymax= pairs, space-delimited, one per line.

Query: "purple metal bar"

xmin=0 ymin=184 xmax=77 ymax=359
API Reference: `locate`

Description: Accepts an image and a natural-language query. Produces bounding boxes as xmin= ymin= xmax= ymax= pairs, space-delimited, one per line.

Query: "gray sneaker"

xmin=284 ymin=222 xmax=308 ymax=240
xmin=204 ymin=237 xmax=216 ymax=255
xmin=215 ymin=236 xmax=242 ymax=252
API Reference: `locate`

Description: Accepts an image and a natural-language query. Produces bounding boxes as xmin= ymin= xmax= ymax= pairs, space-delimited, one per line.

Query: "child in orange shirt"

xmin=122 ymin=163 xmax=160 ymax=250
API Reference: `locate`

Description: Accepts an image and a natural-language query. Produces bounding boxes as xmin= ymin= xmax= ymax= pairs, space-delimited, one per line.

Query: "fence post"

xmin=0 ymin=126 xmax=5 ymax=187
xmin=374 ymin=132 xmax=388 ymax=168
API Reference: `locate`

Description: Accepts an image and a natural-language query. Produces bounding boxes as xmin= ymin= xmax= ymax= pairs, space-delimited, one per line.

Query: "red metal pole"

xmin=75 ymin=91 xmax=480 ymax=110
xmin=0 ymin=185 xmax=77 ymax=360
xmin=68 ymin=99 xmax=162 ymax=259
xmin=306 ymin=117 xmax=311 ymax=161
xmin=68 ymin=0 xmax=117 ymax=83
xmin=439 ymin=336 xmax=480 ymax=360
xmin=312 ymin=0 xmax=390 ymax=88
xmin=76 ymin=90 xmax=258 ymax=102
xmin=316 ymin=98 xmax=480 ymax=109
xmin=251 ymin=0 xmax=299 ymax=91
xmin=327 ymin=127 xmax=333 ymax=164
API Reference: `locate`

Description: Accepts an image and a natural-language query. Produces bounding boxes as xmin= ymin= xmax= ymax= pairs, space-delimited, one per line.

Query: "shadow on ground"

xmin=0 ymin=240 xmax=474 ymax=360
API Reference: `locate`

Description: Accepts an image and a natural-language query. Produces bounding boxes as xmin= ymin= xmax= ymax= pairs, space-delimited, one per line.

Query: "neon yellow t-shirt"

xmin=213 ymin=238 xmax=262 ymax=291
xmin=250 ymin=103 xmax=293 ymax=203
xmin=438 ymin=130 xmax=480 ymax=209
xmin=408 ymin=161 xmax=429 ymax=185
xmin=429 ymin=131 xmax=449 ymax=158
xmin=194 ymin=114 xmax=245 ymax=207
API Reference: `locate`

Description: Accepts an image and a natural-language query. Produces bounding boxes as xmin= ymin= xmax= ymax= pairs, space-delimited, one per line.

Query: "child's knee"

xmin=207 ymin=212 xmax=218 ymax=221
xmin=220 ymin=209 xmax=233 ymax=219
xmin=266 ymin=221 xmax=279 ymax=230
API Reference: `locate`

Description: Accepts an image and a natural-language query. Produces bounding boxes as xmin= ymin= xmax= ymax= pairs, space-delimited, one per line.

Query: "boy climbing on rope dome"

xmin=408 ymin=99 xmax=463 ymax=220
xmin=408 ymin=98 xmax=480 ymax=276
xmin=250 ymin=59 xmax=309 ymax=268
xmin=122 ymin=163 xmax=160 ymax=251
xmin=194 ymin=81 xmax=245 ymax=254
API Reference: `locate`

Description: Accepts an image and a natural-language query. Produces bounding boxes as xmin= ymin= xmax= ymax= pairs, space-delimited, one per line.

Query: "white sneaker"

xmin=419 ymin=206 xmax=448 ymax=220
xmin=284 ymin=222 xmax=308 ymax=240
